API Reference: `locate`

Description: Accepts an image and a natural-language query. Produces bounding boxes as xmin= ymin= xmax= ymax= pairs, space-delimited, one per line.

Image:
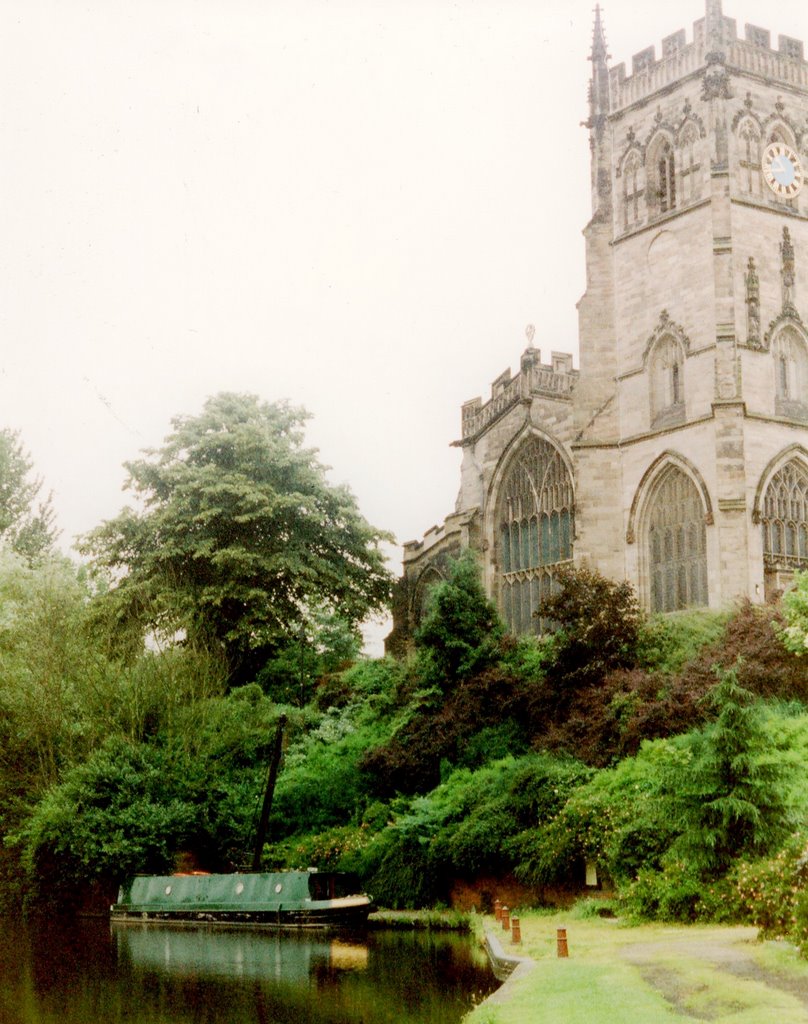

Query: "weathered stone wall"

xmin=388 ymin=3 xmax=808 ymax=652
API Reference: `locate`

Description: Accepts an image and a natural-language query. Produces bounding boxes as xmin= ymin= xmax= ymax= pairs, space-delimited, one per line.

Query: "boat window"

xmin=274 ymin=883 xmax=283 ymax=894
xmin=235 ymin=882 xmax=244 ymax=895
xmin=164 ymin=886 xmax=172 ymax=895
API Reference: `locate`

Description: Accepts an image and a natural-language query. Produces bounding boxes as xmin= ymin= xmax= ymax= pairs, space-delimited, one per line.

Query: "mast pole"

xmin=251 ymin=714 xmax=287 ymax=872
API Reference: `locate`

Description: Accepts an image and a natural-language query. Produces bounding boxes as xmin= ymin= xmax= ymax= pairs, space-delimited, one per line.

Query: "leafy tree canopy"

xmin=0 ymin=429 xmax=58 ymax=562
xmin=80 ymin=393 xmax=393 ymax=682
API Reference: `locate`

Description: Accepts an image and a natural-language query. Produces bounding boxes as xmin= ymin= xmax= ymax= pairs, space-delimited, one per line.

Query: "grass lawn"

xmin=464 ymin=907 xmax=808 ymax=1024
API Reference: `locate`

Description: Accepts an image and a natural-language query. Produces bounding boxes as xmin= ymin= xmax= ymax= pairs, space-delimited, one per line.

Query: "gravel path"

xmin=621 ymin=929 xmax=808 ymax=1019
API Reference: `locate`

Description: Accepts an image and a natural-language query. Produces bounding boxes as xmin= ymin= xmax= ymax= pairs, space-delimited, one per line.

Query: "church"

xmin=387 ymin=0 xmax=808 ymax=653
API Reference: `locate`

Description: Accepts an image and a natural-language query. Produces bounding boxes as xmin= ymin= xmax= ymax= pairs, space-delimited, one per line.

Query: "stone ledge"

xmin=483 ymin=927 xmax=534 ymax=983
xmin=477 ymin=928 xmax=536 ymax=1011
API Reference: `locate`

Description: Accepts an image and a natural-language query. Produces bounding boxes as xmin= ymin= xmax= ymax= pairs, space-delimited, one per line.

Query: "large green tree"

xmin=81 ymin=393 xmax=393 ymax=682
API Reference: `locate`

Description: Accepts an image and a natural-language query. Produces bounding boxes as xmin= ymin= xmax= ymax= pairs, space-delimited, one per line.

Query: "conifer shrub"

xmin=666 ymin=666 xmax=796 ymax=875
xmin=415 ymin=551 xmax=504 ymax=688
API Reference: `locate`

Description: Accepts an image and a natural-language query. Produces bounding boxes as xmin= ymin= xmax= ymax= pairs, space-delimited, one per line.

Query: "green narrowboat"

xmin=110 ymin=870 xmax=373 ymax=929
xmin=111 ymin=718 xmax=372 ymax=929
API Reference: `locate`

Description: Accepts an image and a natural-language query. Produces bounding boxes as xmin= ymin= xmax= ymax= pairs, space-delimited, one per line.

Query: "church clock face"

xmin=762 ymin=142 xmax=804 ymax=198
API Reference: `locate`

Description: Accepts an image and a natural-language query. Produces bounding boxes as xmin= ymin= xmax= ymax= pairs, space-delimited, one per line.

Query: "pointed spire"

xmin=590 ymin=5 xmax=609 ymax=66
xmin=588 ymin=5 xmax=611 ymax=121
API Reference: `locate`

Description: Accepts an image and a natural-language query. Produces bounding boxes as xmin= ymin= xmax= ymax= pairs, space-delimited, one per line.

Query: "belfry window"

xmin=761 ymin=460 xmax=808 ymax=570
xmin=623 ymin=152 xmax=643 ymax=230
xmin=649 ymin=335 xmax=685 ymax=427
xmin=772 ymin=329 xmax=808 ymax=418
xmin=498 ymin=436 xmax=574 ymax=635
xmin=678 ymin=124 xmax=700 ymax=204
xmin=739 ymin=122 xmax=760 ymax=194
xmin=647 ymin=466 xmax=708 ymax=613
xmin=656 ymin=141 xmax=676 ymax=213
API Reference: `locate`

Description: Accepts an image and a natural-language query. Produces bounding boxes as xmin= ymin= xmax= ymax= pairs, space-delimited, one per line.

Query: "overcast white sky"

xmin=1 ymin=0 xmax=805 ymax=647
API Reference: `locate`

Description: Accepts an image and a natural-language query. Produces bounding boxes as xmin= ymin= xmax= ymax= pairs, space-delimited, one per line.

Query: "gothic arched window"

xmin=623 ymin=151 xmax=643 ymax=230
xmin=772 ymin=328 xmax=808 ymax=417
xmin=647 ymin=466 xmax=708 ymax=613
xmin=648 ymin=137 xmax=676 ymax=214
xmin=649 ymin=335 xmax=685 ymax=426
xmin=761 ymin=460 xmax=808 ymax=570
xmin=678 ymin=123 xmax=700 ymax=204
xmin=413 ymin=566 xmax=444 ymax=622
xmin=498 ymin=436 xmax=574 ymax=635
xmin=738 ymin=121 xmax=761 ymax=194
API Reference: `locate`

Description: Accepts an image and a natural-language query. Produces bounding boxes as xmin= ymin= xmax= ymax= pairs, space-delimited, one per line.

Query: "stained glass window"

xmin=761 ymin=460 xmax=808 ymax=571
xmin=498 ymin=437 xmax=574 ymax=634
xmin=648 ymin=466 xmax=707 ymax=612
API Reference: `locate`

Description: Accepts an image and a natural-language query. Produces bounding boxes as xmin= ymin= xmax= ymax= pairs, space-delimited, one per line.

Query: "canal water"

xmin=0 ymin=917 xmax=498 ymax=1023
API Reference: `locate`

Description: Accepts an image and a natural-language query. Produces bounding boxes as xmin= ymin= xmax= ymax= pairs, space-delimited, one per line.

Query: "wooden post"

xmin=511 ymin=916 xmax=521 ymax=944
xmin=501 ymin=906 xmax=510 ymax=930
xmin=494 ymin=899 xmax=502 ymax=922
xmin=557 ymin=927 xmax=568 ymax=958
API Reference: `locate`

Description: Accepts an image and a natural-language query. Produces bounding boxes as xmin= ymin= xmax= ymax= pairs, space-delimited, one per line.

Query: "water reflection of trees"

xmin=0 ymin=920 xmax=495 ymax=1024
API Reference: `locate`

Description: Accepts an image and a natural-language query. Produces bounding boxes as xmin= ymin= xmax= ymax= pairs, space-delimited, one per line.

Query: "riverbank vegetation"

xmin=3 ymin=396 xmax=808 ymax=959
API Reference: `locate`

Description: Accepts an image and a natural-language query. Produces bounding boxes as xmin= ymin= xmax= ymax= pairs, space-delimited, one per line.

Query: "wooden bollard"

xmin=511 ymin=916 xmax=521 ymax=944
xmin=501 ymin=906 xmax=510 ymax=930
xmin=557 ymin=927 xmax=568 ymax=958
xmin=494 ymin=899 xmax=502 ymax=922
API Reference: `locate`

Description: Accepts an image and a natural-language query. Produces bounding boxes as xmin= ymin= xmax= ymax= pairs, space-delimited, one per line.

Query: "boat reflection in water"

xmin=110 ymin=921 xmax=498 ymax=1023
xmin=114 ymin=922 xmax=369 ymax=983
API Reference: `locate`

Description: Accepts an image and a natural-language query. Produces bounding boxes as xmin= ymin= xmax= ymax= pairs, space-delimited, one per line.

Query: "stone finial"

xmin=590 ymin=5 xmax=609 ymax=64
xmin=745 ymin=257 xmax=760 ymax=345
xmin=588 ymin=4 xmax=611 ymax=123
xmin=705 ymin=0 xmax=726 ymax=53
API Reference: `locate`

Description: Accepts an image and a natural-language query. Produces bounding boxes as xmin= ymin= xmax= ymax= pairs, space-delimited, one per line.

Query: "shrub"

xmin=621 ymin=862 xmax=710 ymax=922
xmin=667 ymin=666 xmax=797 ymax=876
xmin=638 ymin=609 xmax=729 ymax=674
xmin=538 ymin=566 xmax=643 ymax=692
xmin=415 ymin=552 xmax=504 ymax=688
xmin=677 ymin=600 xmax=808 ymax=702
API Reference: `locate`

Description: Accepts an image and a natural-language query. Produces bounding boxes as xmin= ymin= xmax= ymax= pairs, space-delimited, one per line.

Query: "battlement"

xmin=608 ymin=13 xmax=808 ymax=111
xmin=459 ymin=347 xmax=577 ymax=442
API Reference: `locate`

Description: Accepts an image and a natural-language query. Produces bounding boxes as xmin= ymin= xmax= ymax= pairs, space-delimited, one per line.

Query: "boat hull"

xmin=111 ymin=871 xmax=373 ymax=931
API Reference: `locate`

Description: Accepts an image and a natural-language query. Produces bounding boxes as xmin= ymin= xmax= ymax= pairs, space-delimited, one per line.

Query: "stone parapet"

xmin=459 ymin=348 xmax=577 ymax=443
xmin=609 ymin=15 xmax=808 ymax=113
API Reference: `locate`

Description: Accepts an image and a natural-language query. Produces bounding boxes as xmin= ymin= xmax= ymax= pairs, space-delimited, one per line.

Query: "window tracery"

xmin=498 ymin=436 xmax=574 ymax=635
xmin=678 ymin=123 xmax=700 ymax=204
xmin=622 ymin=150 xmax=643 ymax=230
xmin=648 ymin=138 xmax=676 ymax=214
xmin=738 ymin=121 xmax=761 ymax=194
xmin=647 ymin=466 xmax=708 ymax=613
xmin=761 ymin=460 xmax=808 ymax=570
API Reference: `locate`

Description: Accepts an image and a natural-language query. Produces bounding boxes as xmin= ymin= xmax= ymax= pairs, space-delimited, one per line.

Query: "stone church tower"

xmin=388 ymin=1 xmax=808 ymax=652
